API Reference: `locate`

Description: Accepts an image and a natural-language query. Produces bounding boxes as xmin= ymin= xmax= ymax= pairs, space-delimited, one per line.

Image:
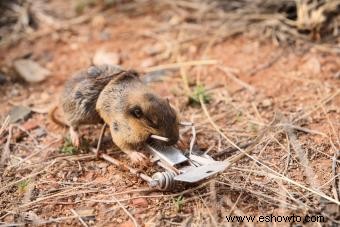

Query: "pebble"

xmin=93 ymin=50 xmax=120 ymax=66
xmin=334 ymin=71 xmax=340 ymax=79
xmin=262 ymin=99 xmax=272 ymax=107
xmin=131 ymin=198 xmax=148 ymax=208
xmin=8 ymin=105 xmax=32 ymax=123
xmin=140 ymin=58 xmax=155 ymax=68
xmin=143 ymin=43 xmax=163 ymax=56
xmin=13 ymin=59 xmax=50 ymax=83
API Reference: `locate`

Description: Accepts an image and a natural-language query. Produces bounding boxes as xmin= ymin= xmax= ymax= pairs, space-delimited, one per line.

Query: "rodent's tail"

xmin=48 ymin=105 xmax=67 ymax=127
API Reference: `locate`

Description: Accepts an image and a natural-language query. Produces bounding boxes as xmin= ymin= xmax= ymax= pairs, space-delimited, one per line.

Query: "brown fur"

xmin=52 ymin=64 xmax=179 ymax=162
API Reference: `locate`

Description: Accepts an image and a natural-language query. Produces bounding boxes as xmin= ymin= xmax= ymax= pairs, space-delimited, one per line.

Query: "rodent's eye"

xmin=131 ymin=107 xmax=143 ymax=118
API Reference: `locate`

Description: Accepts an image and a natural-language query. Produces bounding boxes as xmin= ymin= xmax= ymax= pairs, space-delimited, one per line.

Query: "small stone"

xmin=13 ymin=59 xmax=50 ymax=83
xmin=35 ymin=128 xmax=46 ymax=137
xmin=302 ymin=56 xmax=320 ymax=75
xmin=8 ymin=105 xmax=32 ymax=123
xmin=76 ymin=208 xmax=95 ymax=221
xmin=143 ymin=43 xmax=163 ymax=56
xmin=99 ymin=31 xmax=111 ymax=41
xmin=334 ymin=71 xmax=340 ymax=79
xmin=131 ymin=198 xmax=148 ymax=208
xmin=97 ymin=162 xmax=109 ymax=169
xmin=262 ymin=99 xmax=272 ymax=107
xmin=188 ymin=45 xmax=197 ymax=54
xmin=91 ymin=15 xmax=106 ymax=29
xmin=116 ymin=218 xmax=123 ymax=223
xmin=140 ymin=58 xmax=155 ymax=68
xmin=70 ymin=43 xmax=79 ymax=50
xmin=93 ymin=50 xmax=120 ymax=66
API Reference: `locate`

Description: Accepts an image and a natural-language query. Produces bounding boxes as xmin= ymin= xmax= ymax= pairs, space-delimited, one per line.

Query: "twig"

xmin=284 ymin=123 xmax=321 ymax=192
xmin=0 ymin=116 xmax=10 ymax=137
xmin=217 ymin=66 xmax=256 ymax=94
xmin=294 ymin=89 xmax=340 ymax=123
xmin=212 ymin=141 xmax=253 ymax=158
xmin=277 ymin=123 xmax=327 ymax=137
xmin=189 ymin=124 xmax=196 ymax=155
xmin=178 ymin=55 xmax=192 ymax=96
xmin=0 ymin=125 xmax=13 ymax=168
xmin=144 ymin=59 xmax=218 ymax=72
xmin=70 ymin=209 xmax=88 ymax=227
xmin=198 ymin=193 xmax=218 ymax=227
xmin=248 ymin=50 xmax=284 ymax=76
xmin=332 ymin=150 xmax=340 ymax=202
xmin=110 ymin=196 xmax=138 ymax=227
xmin=95 ymin=123 xmax=107 ymax=156
xmin=283 ymin=133 xmax=291 ymax=175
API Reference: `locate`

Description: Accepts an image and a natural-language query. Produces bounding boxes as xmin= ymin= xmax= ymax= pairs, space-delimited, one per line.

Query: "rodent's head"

xmin=98 ymin=69 xmax=180 ymax=147
xmin=126 ymin=92 xmax=180 ymax=146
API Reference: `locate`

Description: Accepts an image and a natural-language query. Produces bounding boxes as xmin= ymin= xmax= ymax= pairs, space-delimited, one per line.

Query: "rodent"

xmin=50 ymin=64 xmax=180 ymax=163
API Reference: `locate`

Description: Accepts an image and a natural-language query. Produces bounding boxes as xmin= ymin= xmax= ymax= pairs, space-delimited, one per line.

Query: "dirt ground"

xmin=0 ymin=1 xmax=340 ymax=226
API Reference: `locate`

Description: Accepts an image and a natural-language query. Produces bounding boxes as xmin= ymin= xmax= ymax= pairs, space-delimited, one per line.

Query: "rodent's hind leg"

xmin=69 ymin=126 xmax=80 ymax=148
xmin=95 ymin=124 xmax=107 ymax=158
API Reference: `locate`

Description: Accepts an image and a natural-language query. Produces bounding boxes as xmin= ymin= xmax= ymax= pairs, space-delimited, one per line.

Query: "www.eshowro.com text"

xmin=225 ymin=214 xmax=325 ymax=223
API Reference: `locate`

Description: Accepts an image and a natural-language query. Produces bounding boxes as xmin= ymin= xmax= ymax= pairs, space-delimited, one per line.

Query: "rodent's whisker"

xmin=179 ymin=121 xmax=193 ymax=126
xmin=150 ymin=135 xmax=169 ymax=142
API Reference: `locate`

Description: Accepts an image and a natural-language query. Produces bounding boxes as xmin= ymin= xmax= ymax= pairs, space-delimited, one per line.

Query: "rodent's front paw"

xmin=69 ymin=127 xmax=80 ymax=147
xmin=129 ymin=151 xmax=147 ymax=164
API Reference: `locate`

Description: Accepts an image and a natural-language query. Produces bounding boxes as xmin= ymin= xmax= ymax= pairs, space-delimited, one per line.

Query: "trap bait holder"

xmin=95 ymin=145 xmax=231 ymax=191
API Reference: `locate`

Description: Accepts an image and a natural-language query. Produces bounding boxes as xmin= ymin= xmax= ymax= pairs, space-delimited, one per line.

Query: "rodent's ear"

xmin=113 ymin=70 xmax=140 ymax=83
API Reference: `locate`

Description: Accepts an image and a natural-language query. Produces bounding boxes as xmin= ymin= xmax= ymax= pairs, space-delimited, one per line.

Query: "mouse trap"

xmin=145 ymin=145 xmax=230 ymax=190
xmin=95 ymin=145 xmax=230 ymax=191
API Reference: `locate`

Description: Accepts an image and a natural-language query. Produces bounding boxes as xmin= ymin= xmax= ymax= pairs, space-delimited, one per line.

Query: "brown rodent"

xmin=51 ymin=64 xmax=179 ymax=163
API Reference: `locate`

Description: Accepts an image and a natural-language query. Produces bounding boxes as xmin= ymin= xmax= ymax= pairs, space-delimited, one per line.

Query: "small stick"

xmin=0 ymin=115 xmax=10 ymax=137
xmin=70 ymin=209 xmax=88 ymax=227
xmin=212 ymin=141 xmax=254 ymax=159
xmin=95 ymin=124 xmax=107 ymax=157
xmin=189 ymin=124 xmax=196 ymax=156
xmin=144 ymin=59 xmax=218 ymax=72
xmin=248 ymin=50 xmax=284 ymax=76
xmin=91 ymin=149 xmax=154 ymax=184
xmin=332 ymin=150 xmax=340 ymax=202
xmin=110 ymin=196 xmax=139 ymax=227
xmin=150 ymin=135 xmax=169 ymax=142
xmin=0 ymin=124 xmax=13 ymax=168
xmin=179 ymin=121 xmax=193 ymax=126
xmin=217 ymin=66 xmax=256 ymax=94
